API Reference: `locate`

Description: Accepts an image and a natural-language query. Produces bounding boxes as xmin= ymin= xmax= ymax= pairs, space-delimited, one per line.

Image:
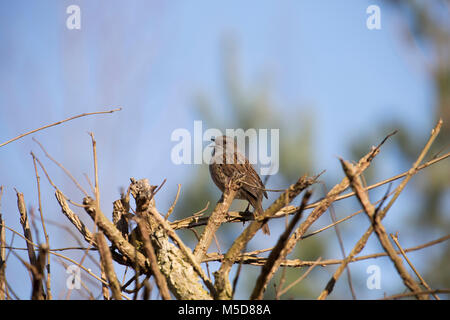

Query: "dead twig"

xmin=322 ymin=182 xmax=356 ymax=300
xmin=88 ymin=132 xmax=100 ymax=210
xmin=339 ymin=159 xmax=426 ymax=299
xmin=170 ymin=151 xmax=449 ymax=231
xmin=214 ymin=174 xmax=319 ymax=300
xmin=31 ymin=244 xmax=48 ymax=300
xmin=95 ymin=232 xmax=122 ymax=300
xmin=0 ymin=186 xmax=6 ymax=300
xmin=146 ymin=204 xmax=216 ymax=296
xmin=193 ymin=173 xmax=241 ymax=261
xmin=231 ymin=243 xmax=247 ymax=300
xmin=381 ymin=289 xmax=450 ymax=300
xmin=165 ymin=184 xmax=181 ymax=220
xmin=15 ymin=190 xmax=37 ymax=267
xmin=278 ymin=257 xmax=322 ymax=298
xmin=0 ymin=107 xmax=122 ymax=149
xmin=317 ymin=119 xmax=442 ymax=300
xmin=128 ymin=178 xmax=212 ymax=299
xmin=390 ymin=232 xmax=439 ymax=300
xmin=1 ymin=222 xmax=131 ymax=299
xmin=66 ymin=132 xmax=102 ymax=300
xmin=55 ymin=190 xmax=96 ymax=245
xmin=32 ymin=137 xmax=89 ymax=197
xmin=135 ymin=215 xmax=171 ymax=300
xmin=82 ymin=196 xmax=148 ymax=274
xmin=31 ymin=152 xmax=52 ymax=299
xmin=250 ymin=190 xmax=312 ymax=300
xmin=203 ymin=234 xmax=450 ymax=267
xmin=264 ymin=135 xmax=388 ymax=301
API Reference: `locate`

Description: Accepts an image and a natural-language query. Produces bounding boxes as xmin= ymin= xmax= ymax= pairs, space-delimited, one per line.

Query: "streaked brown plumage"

xmin=209 ymin=135 xmax=270 ymax=235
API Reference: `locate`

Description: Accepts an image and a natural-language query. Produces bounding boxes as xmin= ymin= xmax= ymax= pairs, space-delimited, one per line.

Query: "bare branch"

xmin=31 ymin=152 xmax=51 ymax=299
xmin=0 ymin=186 xmax=6 ymax=300
xmin=317 ymin=119 xmax=443 ymax=300
xmin=95 ymin=232 xmax=122 ymax=300
xmin=135 ymin=215 xmax=171 ymax=300
xmin=170 ymin=151 xmax=449 ymax=231
xmin=0 ymin=107 xmax=122 ymax=149
xmin=165 ymin=184 xmax=181 ymax=220
xmin=390 ymin=233 xmax=440 ymax=300
xmin=381 ymin=289 xmax=450 ymax=300
xmin=193 ymin=173 xmax=241 ymax=261
xmin=55 ymin=190 xmax=96 ymax=245
xmin=339 ymin=159 xmax=426 ymax=299
xmin=88 ymin=132 xmax=100 ymax=210
xmin=250 ymin=190 xmax=312 ymax=299
xmin=31 ymin=244 xmax=48 ymax=300
xmin=15 ymin=190 xmax=37 ymax=266
xmin=32 ymin=137 xmax=89 ymax=198
xmin=128 ymin=178 xmax=213 ymax=299
xmin=214 ymin=174 xmax=319 ymax=300
xmin=278 ymin=257 xmax=322 ymax=298
xmin=82 ymin=196 xmax=148 ymax=272
xmin=203 ymin=234 xmax=450 ymax=267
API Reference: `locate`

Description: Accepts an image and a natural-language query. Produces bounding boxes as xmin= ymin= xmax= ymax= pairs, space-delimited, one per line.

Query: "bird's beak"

xmin=211 ymin=137 xmax=215 ymax=142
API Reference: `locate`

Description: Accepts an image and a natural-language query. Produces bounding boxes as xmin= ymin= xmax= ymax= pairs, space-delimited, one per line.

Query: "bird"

xmin=209 ymin=135 xmax=270 ymax=235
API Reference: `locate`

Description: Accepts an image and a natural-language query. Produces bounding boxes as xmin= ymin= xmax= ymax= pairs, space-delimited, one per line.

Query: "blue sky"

xmin=0 ymin=1 xmax=440 ymax=299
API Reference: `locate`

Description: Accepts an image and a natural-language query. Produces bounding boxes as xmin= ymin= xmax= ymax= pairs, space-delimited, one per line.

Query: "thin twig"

xmin=339 ymin=159 xmax=426 ymax=299
xmin=165 ymin=184 xmax=181 ymax=220
xmin=88 ymin=132 xmax=100 ymax=209
xmin=317 ymin=119 xmax=442 ymax=300
xmin=171 ymin=151 xmax=449 ymax=230
xmin=82 ymin=196 xmax=148 ymax=277
xmin=84 ymin=173 xmax=96 ymax=196
xmin=322 ymin=183 xmax=356 ymax=300
xmin=266 ymin=134 xmax=388 ymax=301
xmin=0 ymin=222 xmax=131 ymax=299
xmin=0 ymin=108 xmax=122 ymax=148
xmin=381 ymin=289 xmax=450 ymax=300
xmin=32 ymin=155 xmax=86 ymax=209
xmin=96 ymin=232 xmax=122 ymax=300
xmin=274 ymin=265 xmax=288 ymax=300
xmin=278 ymin=257 xmax=322 ymax=297
xmin=231 ymin=243 xmax=247 ymax=300
xmin=67 ymin=133 xmax=103 ymax=299
xmin=153 ymin=179 xmax=167 ymax=197
xmin=0 ymin=246 xmax=97 ymax=252
xmin=215 ymin=174 xmax=319 ymax=300
xmin=0 ymin=186 xmax=6 ymax=300
xmin=31 ymin=152 xmax=52 ymax=299
xmin=32 ymin=137 xmax=89 ymax=197
xmin=390 ymin=232 xmax=440 ymax=300
xmin=250 ymin=190 xmax=312 ymax=300
xmin=203 ymin=234 xmax=450 ymax=266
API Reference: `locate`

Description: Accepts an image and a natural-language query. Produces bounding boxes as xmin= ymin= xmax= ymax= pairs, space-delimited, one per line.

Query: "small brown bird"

xmin=209 ymin=135 xmax=270 ymax=235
